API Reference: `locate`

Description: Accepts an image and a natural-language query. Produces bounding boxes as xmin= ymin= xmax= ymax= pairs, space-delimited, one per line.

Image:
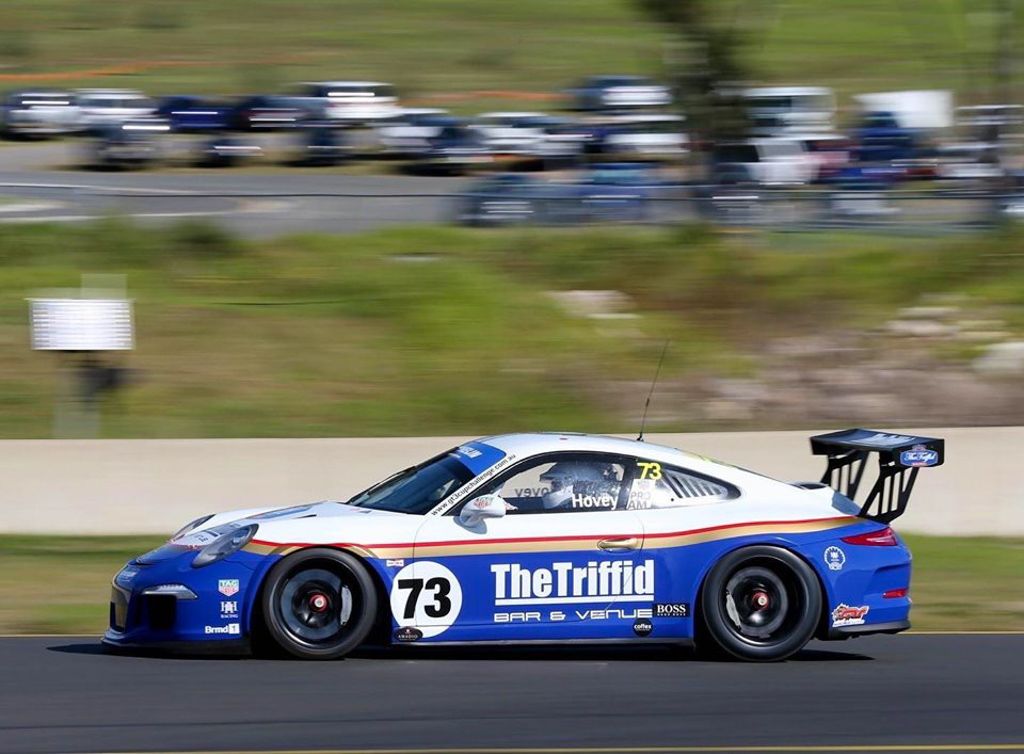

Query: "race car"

xmin=104 ymin=429 xmax=943 ymax=661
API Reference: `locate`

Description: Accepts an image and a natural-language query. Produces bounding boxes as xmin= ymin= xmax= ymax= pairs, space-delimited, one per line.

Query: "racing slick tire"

xmin=699 ymin=545 xmax=821 ymax=662
xmin=260 ymin=548 xmax=378 ymax=660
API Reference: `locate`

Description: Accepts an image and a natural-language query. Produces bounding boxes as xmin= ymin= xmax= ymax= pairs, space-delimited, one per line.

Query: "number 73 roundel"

xmin=389 ymin=562 xmax=464 ymax=638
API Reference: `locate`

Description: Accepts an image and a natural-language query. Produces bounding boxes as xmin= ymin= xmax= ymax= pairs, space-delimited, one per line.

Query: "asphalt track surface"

xmin=1 ymin=634 xmax=1021 ymax=754
xmin=0 ymin=140 xmax=994 ymax=237
xmin=0 ymin=141 xmax=463 ymax=237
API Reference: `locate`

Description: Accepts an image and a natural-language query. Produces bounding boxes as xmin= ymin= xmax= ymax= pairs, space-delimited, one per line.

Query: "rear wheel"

xmin=699 ymin=546 xmax=821 ymax=661
xmin=261 ymin=548 xmax=378 ymax=659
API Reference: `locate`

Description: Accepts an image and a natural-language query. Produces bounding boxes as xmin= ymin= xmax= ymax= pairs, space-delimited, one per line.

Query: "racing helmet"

xmin=539 ymin=462 xmax=611 ymax=509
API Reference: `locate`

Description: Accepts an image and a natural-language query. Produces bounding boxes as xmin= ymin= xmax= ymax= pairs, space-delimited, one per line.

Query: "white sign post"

xmin=28 ymin=281 xmax=134 ymax=438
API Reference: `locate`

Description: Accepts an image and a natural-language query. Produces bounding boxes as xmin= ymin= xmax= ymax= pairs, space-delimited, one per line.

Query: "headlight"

xmin=172 ymin=514 xmax=214 ymax=540
xmin=191 ymin=524 xmax=258 ymax=568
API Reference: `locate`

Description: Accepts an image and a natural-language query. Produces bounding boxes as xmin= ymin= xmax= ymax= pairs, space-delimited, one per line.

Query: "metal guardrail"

xmin=0 ymin=181 xmax=1018 ymax=234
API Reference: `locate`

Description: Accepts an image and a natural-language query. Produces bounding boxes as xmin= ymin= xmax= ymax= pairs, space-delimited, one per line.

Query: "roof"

xmin=474 ymin=432 xmax=794 ymax=494
xmin=478 ymin=432 xmax=709 ymax=469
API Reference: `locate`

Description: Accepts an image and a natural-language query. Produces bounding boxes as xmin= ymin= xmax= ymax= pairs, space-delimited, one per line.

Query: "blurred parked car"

xmin=567 ymin=75 xmax=672 ymax=112
xmin=534 ymin=118 xmax=589 ymax=168
xmin=196 ymin=132 xmax=263 ymax=168
xmin=589 ymin=113 xmax=687 ymax=160
xmin=712 ymin=139 xmax=814 ymax=185
xmin=1003 ymin=195 xmax=1024 ymax=218
xmin=458 ymin=172 xmax=647 ymax=226
xmin=471 ymin=112 xmax=565 ymax=156
xmin=229 ymin=95 xmax=305 ymax=131
xmin=569 ymin=174 xmax=650 ymax=222
xmin=458 ymin=174 xmax=543 ymax=226
xmin=1 ymin=89 xmax=79 ymax=138
xmin=735 ymin=86 xmax=836 ymax=136
xmin=581 ymin=162 xmax=671 ymax=191
xmin=294 ymin=123 xmax=348 ymax=166
xmin=936 ymin=142 xmax=1004 ymax=182
xmin=87 ymin=118 xmax=167 ymax=169
xmin=409 ymin=119 xmax=491 ymax=174
xmin=299 ymin=81 xmax=400 ymax=125
xmin=75 ymin=89 xmax=155 ymax=132
xmin=374 ymin=108 xmax=451 ymax=156
xmin=853 ymin=111 xmax=923 ymax=164
xmin=956 ymin=104 xmax=1024 ymax=135
xmin=156 ymin=96 xmax=232 ymax=133
xmin=794 ymin=133 xmax=851 ymax=182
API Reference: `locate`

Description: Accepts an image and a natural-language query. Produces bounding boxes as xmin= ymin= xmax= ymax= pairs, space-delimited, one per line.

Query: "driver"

xmin=539 ymin=461 xmax=621 ymax=511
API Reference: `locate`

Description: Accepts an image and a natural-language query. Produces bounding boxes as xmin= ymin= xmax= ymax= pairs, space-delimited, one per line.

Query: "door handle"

xmin=597 ymin=537 xmax=639 ymax=552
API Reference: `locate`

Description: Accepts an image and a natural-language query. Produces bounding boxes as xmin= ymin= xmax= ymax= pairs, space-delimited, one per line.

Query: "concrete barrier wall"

xmin=1 ymin=427 xmax=1020 ymax=536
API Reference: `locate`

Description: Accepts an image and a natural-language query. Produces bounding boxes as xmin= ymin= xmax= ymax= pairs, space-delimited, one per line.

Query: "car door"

xmin=403 ymin=452 xmax=646 ymax=643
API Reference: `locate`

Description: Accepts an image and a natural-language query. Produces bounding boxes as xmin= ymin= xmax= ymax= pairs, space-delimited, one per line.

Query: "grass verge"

xmin=0 ymin=534 xmax=1019 ymax=634
xmin=1 ymin=220 xmax=1023 ymax=438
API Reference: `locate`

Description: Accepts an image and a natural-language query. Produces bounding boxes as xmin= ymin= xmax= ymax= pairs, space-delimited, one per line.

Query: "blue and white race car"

xmin=104 ymin=429 xmax=943 ymax=661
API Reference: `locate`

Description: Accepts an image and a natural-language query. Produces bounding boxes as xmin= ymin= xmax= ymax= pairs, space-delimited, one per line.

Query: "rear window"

xmin=627 ymin=464 xmax=737 ymax=510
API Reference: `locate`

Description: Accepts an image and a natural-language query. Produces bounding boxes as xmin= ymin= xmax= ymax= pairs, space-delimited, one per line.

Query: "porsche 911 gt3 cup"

xmin=104 ymin=429 xmax=943 ymax=661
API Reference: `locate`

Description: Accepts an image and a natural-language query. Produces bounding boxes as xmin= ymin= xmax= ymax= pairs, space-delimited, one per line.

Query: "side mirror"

xmin=458 ymin=494 xmax=507 ymax=527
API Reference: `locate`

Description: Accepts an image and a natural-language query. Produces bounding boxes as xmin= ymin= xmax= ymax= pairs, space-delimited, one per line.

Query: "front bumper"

xmin=103 ymin=547 xmax=275 ymax=649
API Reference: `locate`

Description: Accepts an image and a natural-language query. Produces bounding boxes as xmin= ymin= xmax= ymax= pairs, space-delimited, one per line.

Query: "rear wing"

xmin=810 ymin=429 xmax=944 ymax=523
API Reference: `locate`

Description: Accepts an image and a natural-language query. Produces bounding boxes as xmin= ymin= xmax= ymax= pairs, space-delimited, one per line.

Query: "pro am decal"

xmin=831 ymin=603 xmax=869 ymax=628
xmin=389 ymin=561 xmax=463 ymax=639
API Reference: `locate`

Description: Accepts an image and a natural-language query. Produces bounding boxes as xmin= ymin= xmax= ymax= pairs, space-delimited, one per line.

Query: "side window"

xmin=626 ymin=461 xmax=735 ymax=510
xmin=482 ymin=454 xmax=627 ymax=514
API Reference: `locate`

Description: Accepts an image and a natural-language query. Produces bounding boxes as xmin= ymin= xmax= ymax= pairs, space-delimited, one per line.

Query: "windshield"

xmin=347 ymin=452 xmax=475 ymax=514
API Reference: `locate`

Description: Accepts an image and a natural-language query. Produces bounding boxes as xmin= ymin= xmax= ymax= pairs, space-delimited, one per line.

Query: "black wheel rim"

xmin=276 ymin=566 xmax=358 ymax=647
xmin=722 ymin=565 xmax=796 ymax=644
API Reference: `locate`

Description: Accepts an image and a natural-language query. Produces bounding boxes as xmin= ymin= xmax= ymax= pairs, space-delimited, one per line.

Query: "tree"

xmin=636 ymin=0 xmax=752 ymax=145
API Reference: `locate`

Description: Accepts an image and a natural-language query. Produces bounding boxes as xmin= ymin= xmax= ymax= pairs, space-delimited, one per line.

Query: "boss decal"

xmin=652 ymin=602 xmax=690 ymax=618
xmin=389 ymin=561 xmax=463 ymax=638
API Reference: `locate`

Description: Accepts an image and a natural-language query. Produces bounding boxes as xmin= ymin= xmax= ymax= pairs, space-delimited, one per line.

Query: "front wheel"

xmin=260 ymin=548 xmax=378 ymax=659
xmin=699 ymin=546 xmax=822 ymax=661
